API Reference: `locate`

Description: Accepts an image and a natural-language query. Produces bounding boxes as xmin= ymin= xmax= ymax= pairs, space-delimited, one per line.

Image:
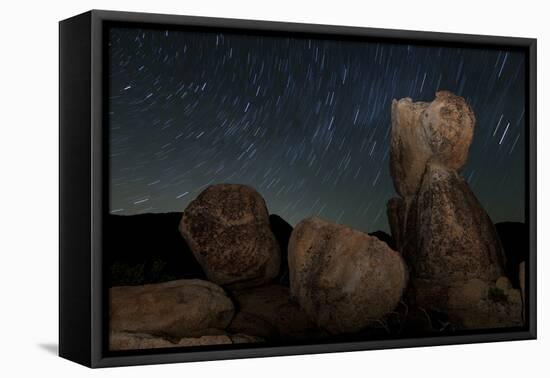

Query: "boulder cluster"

xmin=110 ymin=183 xmax=407 ymax=350
xmin=387 ymin=91 xmax=524 ymax=329
xmin=109 ymin=91 xmax=526 ymax=350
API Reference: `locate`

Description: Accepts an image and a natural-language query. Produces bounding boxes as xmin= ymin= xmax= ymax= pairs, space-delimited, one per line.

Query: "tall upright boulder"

xmin=387 ymin=91 xmax=514 ymax=328
xmin=405 ymin=162 xmax=505 ymax=311
xmin=179 ymin=184 xmax=281 ymax=289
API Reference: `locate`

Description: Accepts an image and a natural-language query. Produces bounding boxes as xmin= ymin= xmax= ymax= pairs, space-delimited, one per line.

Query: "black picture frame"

xmin=59 ymin=9 xmax=537 ymax=368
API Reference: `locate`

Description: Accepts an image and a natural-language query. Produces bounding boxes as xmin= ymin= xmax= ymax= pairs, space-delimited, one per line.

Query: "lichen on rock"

xmin=179 ymin=184 xmax=281 ymax=288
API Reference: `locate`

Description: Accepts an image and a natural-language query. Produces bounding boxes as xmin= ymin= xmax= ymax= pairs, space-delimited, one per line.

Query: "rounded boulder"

xmin=179 ymin=184 xmax=281 ymax=288
xmin=288 ymin=217 xmax=408 ymax=334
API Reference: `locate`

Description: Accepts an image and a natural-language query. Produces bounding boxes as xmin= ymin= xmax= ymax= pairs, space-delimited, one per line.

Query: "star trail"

xmin=108 ymin=26 xmax=526 ymax=232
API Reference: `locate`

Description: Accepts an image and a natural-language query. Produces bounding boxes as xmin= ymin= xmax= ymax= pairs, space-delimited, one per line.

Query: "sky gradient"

xmin=107 ymin=26 xmax=526 ymax=233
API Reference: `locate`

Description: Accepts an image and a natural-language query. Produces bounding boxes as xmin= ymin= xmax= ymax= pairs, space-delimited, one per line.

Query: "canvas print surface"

xmin=106 ymin=25 xmax=528 ymax=352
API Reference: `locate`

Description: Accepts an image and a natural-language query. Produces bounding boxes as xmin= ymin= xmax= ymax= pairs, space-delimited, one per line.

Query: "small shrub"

xmin=488 ymin=287 xmax=508 ymax=303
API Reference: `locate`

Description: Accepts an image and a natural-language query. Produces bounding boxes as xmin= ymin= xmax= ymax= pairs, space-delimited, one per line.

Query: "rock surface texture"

xmin=390 ymin=91 xmax=475 ymax=198
xmin=228 ymin=284 xmax=325 ymax=341
xmin=446 ymin=277 xmax=523 ymax=329
xmin=288 ymin=217 xmax=408 ymax=334
xmin=387 ymin=92 xmax=513 ymax=329
xmin=179 ymin=184 xmax=281 ymax=288
xmin=386 ymin=197 xmax=406 ymax=250
xmin=110 ymin=279 xmax=234 ymax=338
xmin=406 ymin=163 xmax=505 ymax=305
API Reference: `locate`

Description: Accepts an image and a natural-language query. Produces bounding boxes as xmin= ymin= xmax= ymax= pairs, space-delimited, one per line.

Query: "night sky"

xmin=108 ymin=26 xmax=526 ymax=233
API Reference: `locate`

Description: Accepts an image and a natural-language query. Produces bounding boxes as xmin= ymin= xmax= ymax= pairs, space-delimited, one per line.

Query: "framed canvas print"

xmin=59 ymin=10 xmax=537 ymax=368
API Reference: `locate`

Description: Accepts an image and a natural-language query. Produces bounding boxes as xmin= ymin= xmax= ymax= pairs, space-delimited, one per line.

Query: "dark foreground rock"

xmin=180 ymin=184 xmax=281 ymax=288
xmin=110 ymin=279 xmax=234 ymax=338
xmin=106 ymin=213 xmax=205 ymax=287
xmin=288 ymin=217 xmax=408 ymax=334
xmin=269 ymin=214 xmax=293 ymax=285
xmin=369 ymin=230 xmax=396 ymax=250
xmin=228 ymin=285 xmax=326 ymax=341
xmin=110 ymin=331 xmax=262 ymax=351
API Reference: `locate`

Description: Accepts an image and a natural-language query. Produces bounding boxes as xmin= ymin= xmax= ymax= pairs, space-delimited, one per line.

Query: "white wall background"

xmin=0 ymin=0 xmax=547 ymax=376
